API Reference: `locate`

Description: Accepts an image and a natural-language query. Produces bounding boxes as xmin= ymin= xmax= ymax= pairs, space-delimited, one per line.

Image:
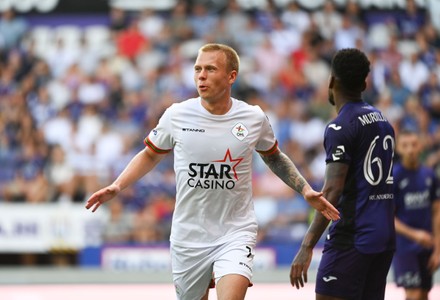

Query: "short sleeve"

xmin=431 ymin=169 xmax=440 ymax=202
xmin=324 ymin=122 xmax=352 ymax=164
xmin=255 ymin=113 xmax=278 ymax=155
xmin=144 ymin=107 xmax=174 ymax=154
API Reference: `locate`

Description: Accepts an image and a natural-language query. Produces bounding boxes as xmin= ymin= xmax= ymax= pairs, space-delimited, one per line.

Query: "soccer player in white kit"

xmin=86 ymin=43 xmax=339 ymax=300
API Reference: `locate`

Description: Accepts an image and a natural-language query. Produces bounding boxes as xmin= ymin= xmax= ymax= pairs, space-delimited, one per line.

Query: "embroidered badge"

xmin=231 ymin=123 xmax=248 ymax=141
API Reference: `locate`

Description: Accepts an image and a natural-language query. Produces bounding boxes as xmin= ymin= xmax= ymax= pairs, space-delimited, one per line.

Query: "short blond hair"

xmin=199 ymin=43 xmax=240 ymax=73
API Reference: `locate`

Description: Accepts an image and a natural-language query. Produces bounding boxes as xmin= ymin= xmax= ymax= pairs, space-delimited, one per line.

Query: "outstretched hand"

xmin=303 ymin=188 xmax=340 ymax=221
xmin=290 ymin=246 xmax=313 ymax=289
xmin=85 ymin=184 xmax=121 ymax=212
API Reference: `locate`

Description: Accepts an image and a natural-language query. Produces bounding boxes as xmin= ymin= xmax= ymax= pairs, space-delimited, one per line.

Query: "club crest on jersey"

xmin=232 ymin=123 xmax=248 ymax=141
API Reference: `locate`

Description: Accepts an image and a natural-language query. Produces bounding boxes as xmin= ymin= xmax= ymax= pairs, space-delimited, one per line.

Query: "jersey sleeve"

xmin=255 ymin=112 xmax=278 ymax=155
xmin=430 ymin=168 xmax=440 ymax=203
xmin=324 ymin=121 xmax=352 ymax=164
xmin=144 ymin=107 xmax=174 ymax=154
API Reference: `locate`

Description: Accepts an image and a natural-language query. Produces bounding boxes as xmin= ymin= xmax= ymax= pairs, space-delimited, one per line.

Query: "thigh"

xmin=316 ymin=246 xmax=374 ymax=299
xmin=362 ymin=250 xmax=394 ymax=300
xmin=216 ymin=274 xmax=250 ymax=300
xmin=171 ymin=243 xmax=214 ymax=300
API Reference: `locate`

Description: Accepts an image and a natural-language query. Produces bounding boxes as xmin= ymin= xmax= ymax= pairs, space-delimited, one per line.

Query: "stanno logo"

xmin=182 ymin=128 xmax=205 ymax=132
xmin=323 ymin=276 xmax=338 ymax=282
xmin=239 ymin=262 xmax=252 ymax=272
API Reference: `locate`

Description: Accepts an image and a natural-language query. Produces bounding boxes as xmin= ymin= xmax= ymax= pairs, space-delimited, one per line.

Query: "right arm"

xmin=85 ymin=146 xmax=166 ymax=212
xmin=290 ymin=162 xmax=348 ymax=289
xmin=394 ymin=217 xmax=433 ymax=249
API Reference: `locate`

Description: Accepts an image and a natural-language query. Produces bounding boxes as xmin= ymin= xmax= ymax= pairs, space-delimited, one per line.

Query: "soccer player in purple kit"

xmin=290 ymin=48 xmax=396 ymax=300
xmin=392 ymin=129 xmax=440 ymax=300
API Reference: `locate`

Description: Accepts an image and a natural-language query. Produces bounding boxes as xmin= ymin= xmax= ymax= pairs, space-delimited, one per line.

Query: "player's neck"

xmin=201 ymin=97 xmax=232 ymax=115
xmin=335 ymin=94 xmax=362 ymax=113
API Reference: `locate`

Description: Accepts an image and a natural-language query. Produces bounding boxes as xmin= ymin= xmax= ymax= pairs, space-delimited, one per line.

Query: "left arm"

xmin=429 ymin=200 xmax=440 ymax=272
xmin=260 ymin=147 xmax=339 ymax=221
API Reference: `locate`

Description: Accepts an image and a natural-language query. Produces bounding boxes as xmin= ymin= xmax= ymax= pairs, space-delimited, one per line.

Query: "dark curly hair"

xmin=331 ymin=48 xmax=370 ymax=92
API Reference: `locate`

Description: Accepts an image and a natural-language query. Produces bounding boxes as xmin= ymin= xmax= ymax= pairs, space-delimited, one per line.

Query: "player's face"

xmin=397 ymin=133 xmax=421 ymax=166
xmin=194 ymin=50 xmax=236 ymax=103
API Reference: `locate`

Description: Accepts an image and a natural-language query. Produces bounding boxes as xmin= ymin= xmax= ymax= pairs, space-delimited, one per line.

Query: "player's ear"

xmin=328 ymin=75 xmax=335 ymax=89
xmin=229 ymin=70 xmax=237 ymax=84
xmin=360 ymin=80 xmax=367 ymax=92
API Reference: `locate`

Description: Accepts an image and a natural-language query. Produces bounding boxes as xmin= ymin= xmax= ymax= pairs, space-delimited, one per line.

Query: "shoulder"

xmin=420 ymin=165 xmax=435 ymax=177
xmin=233 ymin=98 xmax=266 ymax=118
xmin=393 ymin=162 xmax=404 ymax=175
xmin=165 ymin=98 xmax=198 ymax=114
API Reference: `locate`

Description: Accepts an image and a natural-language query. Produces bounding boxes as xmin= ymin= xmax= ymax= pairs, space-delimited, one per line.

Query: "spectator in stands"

xmin=108 ymin=7 xmax=129 ymax=33
xmin=0 ymin=8 xmax=28 ymax=51
xmin=399 ymin=51 xmax=430 ymax=93
xmin=280 ymin=1 xmax=311 ymax=34
xmin=188 ymin=3 xmax=219 ymax=39
xmin=386 ymin=68 xmax=412 ymax=107
xmin=311 ymin=0 xmax=342 ymax=42
xmin=334 ymin=13 xmax=365 ymax=50
xmin=419 ymin=72 xmax=440 ymax=121
xmin=115 ymin=18 xmax=148 ymax=60
xmin=222 ymin=0 xmax=250 ymax=43
xmin=397 ymin=0 xmax=426 ymax=40
xmin=102 ymin=197 xmax=134 ymax=244
xmin=45 ymin=144 xmax=76 ymax=203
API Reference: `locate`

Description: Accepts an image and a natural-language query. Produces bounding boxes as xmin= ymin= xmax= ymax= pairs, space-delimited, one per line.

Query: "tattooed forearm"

xmin=260 ymin=151 xmax=307 ymax=194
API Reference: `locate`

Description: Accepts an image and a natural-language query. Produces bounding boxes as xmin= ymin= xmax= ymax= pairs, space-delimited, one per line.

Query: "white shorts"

xmin=170 ymin=236 xmax=256 ymax=300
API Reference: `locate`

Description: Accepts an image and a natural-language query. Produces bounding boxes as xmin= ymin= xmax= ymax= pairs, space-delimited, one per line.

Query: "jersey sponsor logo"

xmin=328 ymin=124 xmax=342 ymax=131
xmin=231 ymin=123 xmax=248 ymax=141
xmin=332 ymin=145 xmax=345 ymax=161
xmin=187 ymin=149 xmax=243 ymax=190
xmin=152 ymin=129 xmax=158 ymax=135
xmin=182 ymin=127 xmax=205 ymax=132
xmin=323 ymin=276 xmax=338 ymax=282
xmin=404 ymin=190 xmax=430 ymax=209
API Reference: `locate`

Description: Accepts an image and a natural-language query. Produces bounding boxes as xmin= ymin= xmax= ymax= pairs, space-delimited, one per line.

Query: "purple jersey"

xmin=393 ymin=162 xmax=440 ymax=253
xmin=324 ymin=101 xmax=396 ymax=253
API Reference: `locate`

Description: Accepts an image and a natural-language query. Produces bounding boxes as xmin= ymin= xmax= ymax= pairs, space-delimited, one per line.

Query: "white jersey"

xmin=145 ymin=97 xmax=277 ymax=247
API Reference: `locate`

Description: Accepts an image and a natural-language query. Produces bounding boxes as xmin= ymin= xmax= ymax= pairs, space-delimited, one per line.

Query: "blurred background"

xmin=0 ymin=0 xmax=440 ymax=291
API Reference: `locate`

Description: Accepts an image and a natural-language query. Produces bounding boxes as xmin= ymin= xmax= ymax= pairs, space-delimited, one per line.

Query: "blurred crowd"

xmin=1 ymin=0 xmax=440 ymax=245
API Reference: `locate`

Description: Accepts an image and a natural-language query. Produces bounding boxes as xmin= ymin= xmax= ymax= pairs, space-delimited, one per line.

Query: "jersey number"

xmin=363 ymin=135 xmax=394 ymax=186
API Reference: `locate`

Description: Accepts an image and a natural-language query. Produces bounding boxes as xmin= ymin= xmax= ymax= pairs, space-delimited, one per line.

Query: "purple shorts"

xmin=392 ymin=251 xmax=433 ymax=290
xmin=316 ymin=245 xmax=394 ymax=299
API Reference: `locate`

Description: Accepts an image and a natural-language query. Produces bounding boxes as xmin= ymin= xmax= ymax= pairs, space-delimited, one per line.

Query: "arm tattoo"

xmin=261 ymin=152 xmax=307 ymax=194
